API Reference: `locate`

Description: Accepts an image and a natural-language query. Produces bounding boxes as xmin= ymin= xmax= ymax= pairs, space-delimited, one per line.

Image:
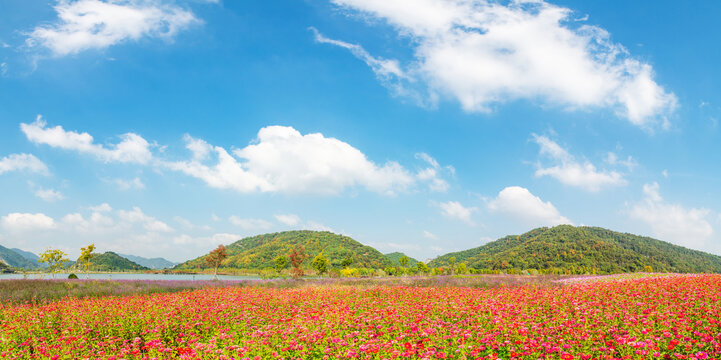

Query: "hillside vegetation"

xmin=384 ymin=252 xmax=419 ymax=267
xmin=429 ymin=225 xmax=721 ymax=274
xmin=176 ymin=231 xmax=393 ymax=270
xmin=74 ymin=252 xmax=149 ymax=272
xmin=0 ymin=245 xmax=38 ymax=269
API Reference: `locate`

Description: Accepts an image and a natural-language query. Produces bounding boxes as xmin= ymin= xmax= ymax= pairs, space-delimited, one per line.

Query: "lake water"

xmin=0 ymin=273 xmax=263 ymax=281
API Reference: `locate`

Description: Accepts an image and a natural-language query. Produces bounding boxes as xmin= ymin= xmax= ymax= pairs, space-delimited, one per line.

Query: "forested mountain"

xmin=0 ymin=245 xmax=38 ymax=269
xmin=176 ymin=230 xmax=393 ymax=270
xmin=384 ymin=252 xmax=419 ymax=266
xmin=429 ymin=225 xmax=721 ymax=273
xmin=117 ymin=254 xmax=177 ymax=269
xmin=73 ymin=252 xmax=149 ymax=272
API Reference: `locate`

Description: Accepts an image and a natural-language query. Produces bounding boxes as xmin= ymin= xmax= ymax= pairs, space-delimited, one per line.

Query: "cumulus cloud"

xmin=228 ymin=216 xmax=273 ymax=231
xmin=533 ymin=134 xmax=626 ymax=192
xmin=34 ymin=188 xmax=65 ymax=202
xmin=165 ymin=126 xmax=415 ymax=195
xmin=25 ymin=0 xmax=200 ymax=57
xmin=422 ymin=230 xmax=439 ymax=240
xmin=1 ymin=213 xmax=56 ymax=232
xmin=116 ymin=206 xmax=173 ymax=232
xmin=325 ymin=0 xmax=676 ymax=127
xmin=487 ymin=186 xmax=572 ymax=227
xmin=415 ymin=152 xmax=452 ymax=192
xmin=0 ymin=205 xmax=231 ymax=261
xmin=21 ymin=116 xmax=152 ymax=164
xmin=0 ymin=153 xmax=49 ymax=175
xmin=438 ymin=200 xmax=477 ymax=225
xmin=629 ymin=182 xmax=713 ymax=249
xmin=275 ymin=214 xmax=301 ymax=227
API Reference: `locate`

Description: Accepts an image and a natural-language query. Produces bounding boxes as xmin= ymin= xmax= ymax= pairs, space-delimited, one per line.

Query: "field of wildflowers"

xmin=1 ymin=274 xmax=719 ymax=359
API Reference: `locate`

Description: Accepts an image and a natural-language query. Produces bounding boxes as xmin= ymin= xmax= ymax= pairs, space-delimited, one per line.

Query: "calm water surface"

xmin=0 ymin=273 xmax=262 ymax=281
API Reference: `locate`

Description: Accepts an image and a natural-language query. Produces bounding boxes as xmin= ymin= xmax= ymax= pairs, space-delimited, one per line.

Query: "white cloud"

xmin=438 ymin=200 xmax=477 ymax=225
xmin=604 ymin=152 xmax=637 ymax=171
xmin=165 ymin=126 xmax=415 ymax=195
xmin=25 ymin=0 xmax=200 ymax=57
xmin=0 ymin=153 xmax=49 ymax=175
xmin=487 ymin=186 xmax=572 ymax=227
xmin=34 ymin=188 xmax=65 ymax=202
xmin=533 ymin=134 xmax=626 ymax=192
xmin=303 ymin=221 xmax=336 ymax=233
xmin=1 ymin=213 xmax=56 ymax=232
xmin=415 ymin=152 xmax=450 ymax=192
xmin=422 ymin=230 xmax=438 ymax=240
xmin=629 ymin=182 xmax=713 ymax=249
xmin=104 ymin=176 xmax=145 ymax=190
xmin=0 ymin=205 xmax=233 ymax=261
xmin=228 ymin=216 xmax=273 ymax=231
xmin=662 ymin=169 xmax=669 ymax=178
xmin=21 ymin=116 xmax=152 ymax=164
xmin=326 ymin=0 xmax=676 ymax=127
xmin=274 ymin=214 xmax=301 ymax=227
xmin=89 ymin=203 xmax=112 ymax=212
xmin=116 ymin=206 xmax=173 ymax=232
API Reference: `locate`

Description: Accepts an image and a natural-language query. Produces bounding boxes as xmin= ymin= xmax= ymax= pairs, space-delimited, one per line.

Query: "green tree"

xmin=39 ymin=248 xmax=69 ymax=279
xmin=206 ymin=245 xmax=228 ymax=280
xmin=311 ymin=253 xmax=329 ymax=277
xmin=78 ymin=243 xmax=96 ymax=279
xmin=416 ymin=261 xmax=429 ymax=275
xmin=448 ymin=256 xmax=457 ymax=275
xmin=289 ymin=245 xmax=307 ymax=279
xmin=399 ymin=255 xmax=410 ymax=268
xmin=341 ymin=254 xmax=353 ymax=269
xmin=274 ymin=255 xmax=287 ymax=274
xmin=456 ymin=262 xmax=467 ymax=275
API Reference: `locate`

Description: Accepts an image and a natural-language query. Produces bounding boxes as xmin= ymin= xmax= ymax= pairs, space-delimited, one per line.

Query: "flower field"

xmin=1 ymin=275 xmax=720 ymax=359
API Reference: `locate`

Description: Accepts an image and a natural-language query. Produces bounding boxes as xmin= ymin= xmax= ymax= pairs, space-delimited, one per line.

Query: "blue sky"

xmin=1 ymin=0 xmax=720 ymax=262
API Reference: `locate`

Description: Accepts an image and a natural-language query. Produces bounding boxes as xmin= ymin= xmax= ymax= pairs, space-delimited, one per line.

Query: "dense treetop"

xmin=384 ymin=252 xmax=419 ymax=267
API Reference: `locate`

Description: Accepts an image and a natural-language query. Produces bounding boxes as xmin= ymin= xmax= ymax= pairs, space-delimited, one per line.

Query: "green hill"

xmin=0 ymin=245 xmax=38 ymax=269
xmin=175 ymin=230 xmax=393 ymax=270
xmin=429 ymin=225 xmax=721 ymax=274
xmin=73 ymin=252 xmax=149 ymax=272
xmin=384 ymin=252 xmax=419 ymax=266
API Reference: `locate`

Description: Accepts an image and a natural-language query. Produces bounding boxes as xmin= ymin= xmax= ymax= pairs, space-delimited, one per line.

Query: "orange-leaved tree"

xmin=206 ymin=245 xmax=228 ymax=280
xmin=288 ymin=245 xmax=307 ymax=279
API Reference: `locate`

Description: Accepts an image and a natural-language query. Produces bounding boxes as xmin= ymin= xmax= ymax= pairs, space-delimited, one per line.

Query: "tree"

xmin=274 ymin=255 xmax=287 ymax=274
xmin=206 ymin=245 xmax=228 ymax=280
xmin=416 ymin=261 xmax=430 ymax=275
xmin=78 ymin=243 xmax=96 ymax=279
xmin=456 ymin=262 xmax=467 ymax=275
xmin=288 ymin=245 xmax=307 ymax=279
xmin=39 ymin=248 xmax=69 ymax=279
xmin=399 ymin=256 xmax=410 ymax=268
xmin=341 ymin=254 xmax=353 ymax=269
xmin=449 ymin=256 xmax=457 ymax=275
xmin=311 ymin=253 xmax=329 ymax=277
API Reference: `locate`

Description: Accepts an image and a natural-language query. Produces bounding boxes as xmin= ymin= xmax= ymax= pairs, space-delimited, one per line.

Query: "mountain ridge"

xmin=175 ymin=230 xmax=393 ymax=270
xmin=429 ymin=225 xmax=721 ymax=273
